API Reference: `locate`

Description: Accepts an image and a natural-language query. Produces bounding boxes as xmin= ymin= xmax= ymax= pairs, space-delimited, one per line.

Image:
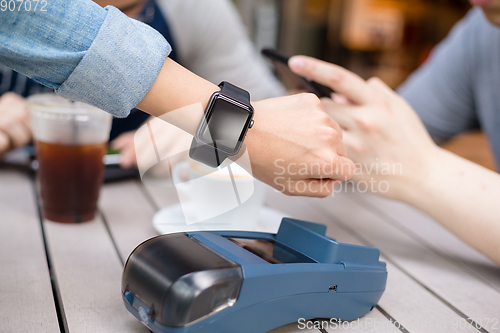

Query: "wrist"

xmin=137 ymin=58 xmax=219 ymax=135
xmin=242 ymin=100 xmax=268 ymax=162
xmin=189 ymin=82 xmax=256 ymax=168
xmin=243 ymin=100 xmax=259 ymax=144
xmin=390 ymin=145 xmax=445 ymax=204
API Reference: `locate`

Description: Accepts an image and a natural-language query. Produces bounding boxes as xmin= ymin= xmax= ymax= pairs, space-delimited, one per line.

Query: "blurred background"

xmin=233 ymin=0 xmax=496 ymax=171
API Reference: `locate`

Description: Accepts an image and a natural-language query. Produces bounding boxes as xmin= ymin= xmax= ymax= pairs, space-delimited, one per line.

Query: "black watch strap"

xmin=189 ymin=139 xmax=229 ymax=168
xmin=189 ymin=82 xmax=249 ymax=168
xmin=219 ymin=81 xmax=251 ymax=105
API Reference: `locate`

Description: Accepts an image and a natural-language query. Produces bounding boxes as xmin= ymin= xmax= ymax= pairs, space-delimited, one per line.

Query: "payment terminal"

xmin=122 ymin=218 xmax=387 ymax=333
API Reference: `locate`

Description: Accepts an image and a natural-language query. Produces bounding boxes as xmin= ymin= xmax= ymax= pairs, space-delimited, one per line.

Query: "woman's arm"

xmin=1 ymin=1 xmax=354 ymax=197
xmin=290 ymin=56 xmax=500 ymax=264
xmin=136 ymin=58 xmax=355 ymax=197
xmin=112 ymin=0 xmax=287 ymax=169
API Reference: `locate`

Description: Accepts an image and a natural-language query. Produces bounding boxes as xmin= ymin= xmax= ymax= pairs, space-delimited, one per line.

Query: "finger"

xmin=0 ymin=131 xmax=9 ymax=154
xmin=302 ymin=179 xmax=335 ymax=197
xmin=289 ymin=56 xmax=374 ymax=105
xmin=113 ymin=133 xmax=137 ymax=168
xmin=320 ymin=98 xmax=343 ymax=138
xmin=332 ymin=155 xmax=355 ymax=180
xmin=319 ymin=126 xmax=348 ymax=158
xmin=120 ymin=145 xmax=137 ymax=169
xmin=367 ymin=77 xmax=395 ymax=98
xmin=110 ymin=138 xmax=124 ymax=151
xmin=321 ymin=98 xmax=356 ymax=130
xmin=340 ymin=131 xmax=364 ymax=156
xmin=111 ymin=131 xmax=134 ymax=150
xmin=329 ymin=111 xmax=355 ymax=131
xmin=337 ymin=140 xmax=348 ymax=158
xmin=3 ymin=121 xmax=31 ymax=148
xmin=308 ymin=179 xmax=346 ymax=198
xmin=20 ymin=110 xmax=32 ymax=132
xmin=110 ymin=133 xmax=137 ymax=168
xmin=3 ymin=100 xmax=33 ymax=131
xmin=284 ymin=179 xmax=335 ymax=198
xmin=331 ymin=93 xmax=350 ymax=105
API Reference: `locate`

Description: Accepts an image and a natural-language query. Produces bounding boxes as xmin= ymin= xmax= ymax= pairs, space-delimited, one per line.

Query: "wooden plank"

xmin=304 ymin=187 xmax=500 ymax=329
xmin=141 ymin=182 xmax=180 ymax=211
xmin=43 ymin=210 xmax=148 ymax=333
xmin=379 ymin=259 xmax=478 ymax=333
xmin=271 ymin=312 xmax=401 ymax=333
xmin=266 ymin=190 xmax=489 ymax=332
xmin=99 ymin=180 xmax=158 ymax=262
xmin=354 ymin=192 xmax=500 ymax=291
xmin=0 ymin=169 xmax=59 ymax=332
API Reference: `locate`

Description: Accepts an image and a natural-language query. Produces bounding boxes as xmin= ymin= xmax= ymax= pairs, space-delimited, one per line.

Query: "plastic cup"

xmin=28 ymin=94 xmax=112 ymax=223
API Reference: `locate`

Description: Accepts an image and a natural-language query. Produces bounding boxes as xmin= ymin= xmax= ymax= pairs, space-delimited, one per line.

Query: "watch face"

xmin=197 ymin=93 xmax=253 ymax=155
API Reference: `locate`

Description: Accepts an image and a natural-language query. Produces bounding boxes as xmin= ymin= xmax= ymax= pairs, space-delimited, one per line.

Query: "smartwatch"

xmin=189 ymin=82 xmax=255 ymax=168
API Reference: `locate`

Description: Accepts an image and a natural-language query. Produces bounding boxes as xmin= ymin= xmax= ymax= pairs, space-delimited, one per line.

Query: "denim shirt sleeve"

xmin=0 ymin=0 xmax=171 ymax=117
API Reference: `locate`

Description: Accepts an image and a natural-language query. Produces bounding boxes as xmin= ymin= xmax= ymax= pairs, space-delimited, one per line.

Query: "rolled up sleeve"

xmin=0 ymin=0 xmax=171 ymax=117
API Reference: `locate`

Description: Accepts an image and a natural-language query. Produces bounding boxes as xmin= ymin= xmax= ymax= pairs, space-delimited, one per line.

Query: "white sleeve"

xmin=157 ymin=0 xmax=286 ymax=100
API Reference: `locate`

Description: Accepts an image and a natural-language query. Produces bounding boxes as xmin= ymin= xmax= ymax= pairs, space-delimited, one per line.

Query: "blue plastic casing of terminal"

xmin=122 ymin=218 xmax=387 ymax=333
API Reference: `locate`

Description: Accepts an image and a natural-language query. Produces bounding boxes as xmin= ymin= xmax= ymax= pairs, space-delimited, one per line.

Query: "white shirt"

xmin=157 ymin=0 xmax=286 ymax=100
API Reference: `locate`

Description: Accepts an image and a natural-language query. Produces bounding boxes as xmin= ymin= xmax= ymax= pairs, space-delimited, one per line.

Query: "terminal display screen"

xmin=227 ymin=238 xmax=315 ymax=264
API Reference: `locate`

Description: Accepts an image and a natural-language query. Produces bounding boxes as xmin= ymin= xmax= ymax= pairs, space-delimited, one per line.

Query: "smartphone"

xmin=103 ymin=148 xmax=139 ymax=183
xmin=261 ymin=48 xmax=334 ymax=98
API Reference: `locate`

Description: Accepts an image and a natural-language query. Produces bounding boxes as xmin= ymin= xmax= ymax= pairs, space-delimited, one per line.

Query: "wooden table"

xmin=1 ymin=165 xmax=499 ymax=333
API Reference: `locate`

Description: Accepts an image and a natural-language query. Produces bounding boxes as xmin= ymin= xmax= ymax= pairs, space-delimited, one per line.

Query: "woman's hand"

xmin=247 ymin=93 xmax=355 ymax=197
xmin=289 ymin=56 xmax=438 ymax=200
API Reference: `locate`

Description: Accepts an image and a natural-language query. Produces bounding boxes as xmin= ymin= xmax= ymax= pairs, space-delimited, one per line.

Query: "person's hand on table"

xmin=110 ymin=131 xmax=136 ymax=168
xmin=288 ymin=56 xmax=437 ymax=200
xmin=0 ymin=92 xmax=32 ymax=159
xmin=111 ymin=118 xmax=192 ymax=170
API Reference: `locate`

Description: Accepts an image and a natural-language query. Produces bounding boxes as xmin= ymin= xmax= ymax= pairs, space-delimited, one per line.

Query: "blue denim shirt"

xmin=0 ymin=0 xmax=171 ymax=117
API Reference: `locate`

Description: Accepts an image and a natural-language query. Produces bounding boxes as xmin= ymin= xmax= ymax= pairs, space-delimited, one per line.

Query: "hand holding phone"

xmin=261 ymin=48 xmax=334 ymax=98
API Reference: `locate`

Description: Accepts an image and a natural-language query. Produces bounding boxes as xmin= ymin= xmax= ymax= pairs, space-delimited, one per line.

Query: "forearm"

xmin=136 ymin=57 xmax=218 ymax=134
xmin=135 ymin=58 xmax=272 ymax=153
xmin=137 ymin=63 xmax=354 ymax=198
xmin=399 ymin=147 xmax=500 ymax=264
xmin=135 ymin=58 xmax=261 ymax=178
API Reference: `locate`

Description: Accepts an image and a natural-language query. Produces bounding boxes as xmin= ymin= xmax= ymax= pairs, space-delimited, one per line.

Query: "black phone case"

xmin=261 ymin=48 xmax=334 ymax=98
